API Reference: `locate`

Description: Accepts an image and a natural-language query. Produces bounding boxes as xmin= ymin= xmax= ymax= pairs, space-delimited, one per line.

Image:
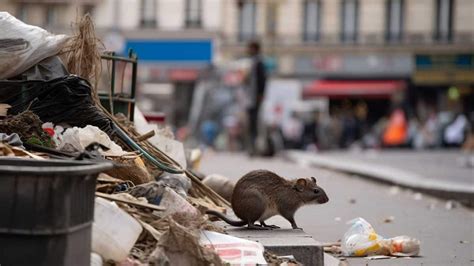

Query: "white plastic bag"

xmin=0 ymin=12 xmax=68 ymax=79
xmin=200 ymin=230 xmax=267 ymax=265
xmin=342 ymin=218 xmax=385 ymax=256
xmin=59 ymin=125 xmax=126 ymax=156
xmin=342 ymin=217 xmax=420 ymax=257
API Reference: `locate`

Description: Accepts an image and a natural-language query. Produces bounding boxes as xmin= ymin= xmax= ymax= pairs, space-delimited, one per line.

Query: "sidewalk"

xmin=285 ymin=149 xmax=474 ymax=206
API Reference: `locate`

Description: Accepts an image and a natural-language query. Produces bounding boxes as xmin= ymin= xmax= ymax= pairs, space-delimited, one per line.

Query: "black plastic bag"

xmin=0 ymin=75 xmax=114 ymax=135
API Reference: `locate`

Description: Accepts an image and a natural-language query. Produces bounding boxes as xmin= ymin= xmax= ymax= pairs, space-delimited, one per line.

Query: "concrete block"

xmin=215 ymin=216 xmax=325 ymax=266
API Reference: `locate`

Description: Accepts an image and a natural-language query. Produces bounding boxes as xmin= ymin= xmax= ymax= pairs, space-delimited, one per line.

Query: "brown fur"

xmin=229 ymin=169 xmax=329 ymax=229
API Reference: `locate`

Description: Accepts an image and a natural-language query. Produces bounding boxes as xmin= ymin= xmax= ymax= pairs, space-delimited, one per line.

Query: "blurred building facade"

xmin=1 ymin=0 xmax=473 ymax=126
xmin=219 ymin=0 xmax=474 ymax=119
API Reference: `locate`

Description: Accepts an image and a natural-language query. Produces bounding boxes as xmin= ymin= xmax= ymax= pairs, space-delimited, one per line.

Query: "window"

xmin=46 ymin=5 xmax=58 ymax=27
xmin=435 ymin=0 xmax=453 ymax=42
xmin=340 ymin=0 xmax=358 ymax=43
xmin=386 ymin=0 xmax=403 ymax=42
xmin=303 ymin=0 xmax=321 ymax=42
xmin=238 ymin=1 xmax=257 ymax=42
xmin=140 ymin=0 xmax=157 ymax=28
xmin=185 ymin=0 xmax=202 ymax=28
xmin=17 ymin=4 xmax=28 ymax=23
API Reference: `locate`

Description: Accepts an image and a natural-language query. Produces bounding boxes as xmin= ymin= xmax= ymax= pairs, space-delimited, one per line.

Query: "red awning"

xmin=303 ymin=80 xmax=406 ymax=99
xmin=168 ymin=69 xmax=199 ymax=81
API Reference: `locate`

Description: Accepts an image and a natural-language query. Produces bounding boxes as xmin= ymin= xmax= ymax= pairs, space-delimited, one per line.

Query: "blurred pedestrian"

xmin=382 ymin=107 xmax=408 ymax=147
xmin=244 ymin=40 xmax=267 ymax=156
xmin=443 ymin=112 xmax=468 ymax=147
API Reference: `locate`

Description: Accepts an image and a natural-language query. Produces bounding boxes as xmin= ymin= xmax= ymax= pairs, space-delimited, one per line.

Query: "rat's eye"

xmin=314 ymin=189 xmax=320 ymax=194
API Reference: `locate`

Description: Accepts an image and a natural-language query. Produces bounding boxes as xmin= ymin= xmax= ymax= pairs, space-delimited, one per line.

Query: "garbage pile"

xmin=0 ymin=12 xmax=298 ymax=265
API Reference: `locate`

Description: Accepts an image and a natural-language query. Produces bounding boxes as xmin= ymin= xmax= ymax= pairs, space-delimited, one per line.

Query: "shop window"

xmin=140 ymin=0 xmax=157 ymax=28
xmin=303 ymin=0 xmax=321 ymax=42
xmin=386 ymin=0 xmax=403 ymax=42
xmin=340 ymin=0 xmax=358 ymax=43
xmin=238 ymin=0 xmax=257 ymax=42
xmin=185 ymin=0 xmax=202 ymax=28
xmin=435 ymin=0 xmax=453 ymax=42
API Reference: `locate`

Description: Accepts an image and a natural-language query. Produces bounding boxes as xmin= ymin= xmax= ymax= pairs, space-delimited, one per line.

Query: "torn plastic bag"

xmin=12 ymin=56 xmax=69 ymax=81
xmin=342 ymin=217 xmax=421 ymax=257
xmin=0 ymin=12 xmax=69 ymax=79
xmin=0 ymin=75 xmax=114 ymax=135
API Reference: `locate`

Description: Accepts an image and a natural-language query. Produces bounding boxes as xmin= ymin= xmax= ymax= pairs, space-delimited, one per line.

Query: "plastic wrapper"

xmin=200 ymin=230 xmax=267 ymax=265
xmin=0 ymin=12 xmax=68 ymax=79
xmin=342 ymin=217 xmax=420 ymax=257
xmin=59 ymin=125 xmax=125 ymax=156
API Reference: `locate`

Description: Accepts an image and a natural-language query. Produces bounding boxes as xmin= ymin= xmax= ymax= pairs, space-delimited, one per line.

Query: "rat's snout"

xmin=317 ymin=193 xmax=329 ymax=204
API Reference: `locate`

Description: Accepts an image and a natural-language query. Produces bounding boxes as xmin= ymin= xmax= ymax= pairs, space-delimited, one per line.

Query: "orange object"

xmin=383 ymin=108 xmax=407 ymax=146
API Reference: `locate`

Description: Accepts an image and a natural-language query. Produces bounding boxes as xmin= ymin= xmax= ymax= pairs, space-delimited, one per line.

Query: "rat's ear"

xmin=311 ymin=177 xmax=317 ymax=183
xmin=293 ymin=178 xmax=307 ymax=192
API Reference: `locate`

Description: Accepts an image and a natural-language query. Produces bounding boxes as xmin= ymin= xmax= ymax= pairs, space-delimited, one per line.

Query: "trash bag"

xmin=0 ymin=75 xmax=114 ymax=135
xmin=0 ymin=12 xmax=69 ymax=79
xmin=14 ymin=56 xmax=69 ymax=81
xmin=342 ymin=217 xmax=420 ymax=257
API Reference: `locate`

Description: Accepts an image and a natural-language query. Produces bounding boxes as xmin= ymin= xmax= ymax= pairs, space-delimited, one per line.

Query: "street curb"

xmin=283 ymin=151 xmax=474 ymax=207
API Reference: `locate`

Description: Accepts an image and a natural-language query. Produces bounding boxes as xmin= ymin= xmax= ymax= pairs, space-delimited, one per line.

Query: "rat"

xmin=206 ymin=169 xmax=329 ymax=230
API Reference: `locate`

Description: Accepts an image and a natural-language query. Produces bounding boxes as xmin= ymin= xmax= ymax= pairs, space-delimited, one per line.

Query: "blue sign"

xmin=415 ymin=54 xmax=474 ymax=70
xmin=124 ymin=39 xmax=213 ymax=63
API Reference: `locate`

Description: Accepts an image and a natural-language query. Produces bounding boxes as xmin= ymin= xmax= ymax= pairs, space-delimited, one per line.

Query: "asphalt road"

xmin=199 ymin=151 xmax=474 ymax=266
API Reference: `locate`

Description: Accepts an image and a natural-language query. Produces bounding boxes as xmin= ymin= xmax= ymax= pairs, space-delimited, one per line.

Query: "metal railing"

xmin=99 ymin=49 xmax=138 ymax=122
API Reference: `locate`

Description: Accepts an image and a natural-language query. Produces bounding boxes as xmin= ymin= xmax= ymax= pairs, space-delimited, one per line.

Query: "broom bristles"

xmin=61 ymin=14 xmax=104 ymax=102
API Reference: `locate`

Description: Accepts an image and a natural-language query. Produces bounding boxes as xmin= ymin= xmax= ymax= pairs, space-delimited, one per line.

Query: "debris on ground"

xmin=413 ymin=192 xmax=423 ymax=201
xmin=366 ymin=255 xmax=394 ymax=260
xmin=445 ymin=200 xmax=459 ymax=210
xmin=383 ymin=216 xmax=395 ymax=223
xmin=389 ymin=186 xmax=400 ymax=195
xmin=342 ymin=217 xmax=420 ymax=258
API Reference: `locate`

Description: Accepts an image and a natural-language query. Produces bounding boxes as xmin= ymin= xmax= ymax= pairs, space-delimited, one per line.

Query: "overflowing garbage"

xmin=0 ymin=12 xmax=299 ymax=266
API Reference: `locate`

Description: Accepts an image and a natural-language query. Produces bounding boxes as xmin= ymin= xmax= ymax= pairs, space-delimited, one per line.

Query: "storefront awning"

xmin=303 ymin=80 xmax=406 ymax=99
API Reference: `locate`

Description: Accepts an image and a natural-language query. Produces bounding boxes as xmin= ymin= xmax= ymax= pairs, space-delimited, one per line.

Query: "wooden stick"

xmin=135 ymin=130 xmax=155 ymax=142
xmin=96 ymin=192 xmax=166 ymax=211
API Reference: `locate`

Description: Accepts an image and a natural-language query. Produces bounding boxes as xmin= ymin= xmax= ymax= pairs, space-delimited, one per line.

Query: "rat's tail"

xmin=206 ymin=210 xmax=247 ymax=227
